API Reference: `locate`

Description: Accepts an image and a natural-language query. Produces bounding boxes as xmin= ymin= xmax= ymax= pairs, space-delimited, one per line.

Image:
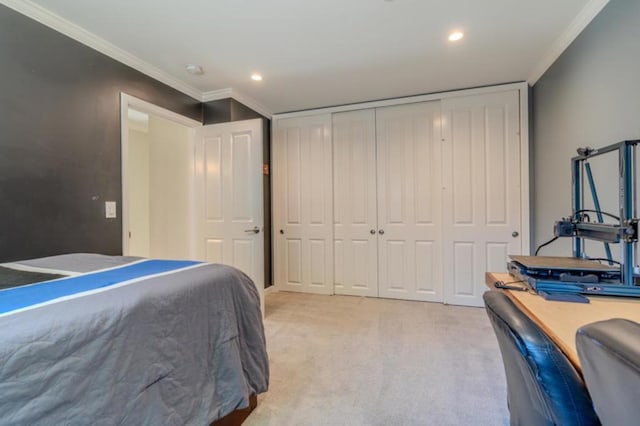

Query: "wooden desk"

xmin=485 ymin=272 xmax=640 ymax=371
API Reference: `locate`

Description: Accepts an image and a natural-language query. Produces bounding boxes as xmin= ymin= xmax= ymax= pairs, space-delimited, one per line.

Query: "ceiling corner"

xmin=1 ymin=0 xmax=202 ymax=100
xmin=200 ymin=88 xmax=233 ymax=103
xmin=201 ymin=88 xmax=272 ymax=119
xmin=527 ymin=0 xmax=610 ymax=85
xmin=228 ymin=89 xmax=272 ymax=119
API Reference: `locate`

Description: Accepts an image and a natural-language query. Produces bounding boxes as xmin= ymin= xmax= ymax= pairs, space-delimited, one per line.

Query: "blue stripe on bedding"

xmin=0 ymin=260 xmax=201 ymax=314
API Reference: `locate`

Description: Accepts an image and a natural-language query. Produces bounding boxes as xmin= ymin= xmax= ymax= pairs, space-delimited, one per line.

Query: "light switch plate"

xmin=105 ymin=201 xmax=117 ymax=218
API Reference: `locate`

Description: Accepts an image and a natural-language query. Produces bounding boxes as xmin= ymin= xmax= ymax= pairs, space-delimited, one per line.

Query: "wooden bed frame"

xmin=211 ymin=394 xmax=258 ymax=426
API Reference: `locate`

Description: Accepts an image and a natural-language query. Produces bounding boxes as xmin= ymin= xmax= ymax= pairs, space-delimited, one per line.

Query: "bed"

xmin=0 ymin=253 xmax=269 ymax=425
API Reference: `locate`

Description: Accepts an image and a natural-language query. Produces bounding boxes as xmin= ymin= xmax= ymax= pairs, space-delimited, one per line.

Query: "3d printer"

xmin=508 ymin=140 xmax=640 ymax=297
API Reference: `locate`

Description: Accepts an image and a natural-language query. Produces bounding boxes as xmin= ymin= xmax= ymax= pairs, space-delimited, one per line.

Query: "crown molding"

xmin=1 ymin=0 xmax=203 ymax=100
xmin=2 ymin=0 xmax=274 ymax=117
xmin=528 ymin=0 xmax=610 ymax=85
xmin=201 ymin=88 xmax=234 ymax=102
xmin=201 ymin=88 xmax=272 ymax=118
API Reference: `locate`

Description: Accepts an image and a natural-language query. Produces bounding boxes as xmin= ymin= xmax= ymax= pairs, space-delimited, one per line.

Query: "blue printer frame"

xmin=511 ymin=140 xmax=640 ymax=297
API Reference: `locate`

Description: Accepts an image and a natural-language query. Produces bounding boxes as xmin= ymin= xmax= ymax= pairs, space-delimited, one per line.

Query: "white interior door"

xmin=441 ymin=90 xmax=521 ymax=307
xmin=375 ymin=101 xmax=443 ymax=302
xmin=333 ymin=109 xmax=378 ymax=297
xmin=273 ymin=114 xmax=333 ymax=294
xmin=194 ymin=119 xmax=264 ymax=301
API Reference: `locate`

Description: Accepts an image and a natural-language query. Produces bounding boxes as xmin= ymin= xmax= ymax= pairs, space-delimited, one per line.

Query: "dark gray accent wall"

xmin=231 ymin=99 xmax=264 ymax=122
xmin=0 ymin=5 xmax=201 ymax=262
xmin=202 ymin=98 xmax=264 ymax=124
xmin=202 ymin=98 xmax=233 ymax=124
xmin=532 ymin=0 xmax=640 ymax=255
xmin=262 ymin=119 xmax=272 ymax=287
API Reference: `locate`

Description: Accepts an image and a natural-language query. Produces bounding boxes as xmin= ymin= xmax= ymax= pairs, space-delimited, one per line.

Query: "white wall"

xmin=532 ymin=0 xmax=640 ymax=260
xmin=127 ymin=127 xmax=151 ymax=257
xmin=126 ymin=112 xmax=193 ymax=260
xmin=148 ymin=115 xmax=193 ymax=260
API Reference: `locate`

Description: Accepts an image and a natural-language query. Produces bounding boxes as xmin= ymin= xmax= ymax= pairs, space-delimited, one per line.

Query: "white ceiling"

xmin=7 ymin=0 xmax=606 ymax=114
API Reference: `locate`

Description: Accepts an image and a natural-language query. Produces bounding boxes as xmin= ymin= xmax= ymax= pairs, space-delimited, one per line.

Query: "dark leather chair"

xmin=576 ymin=318 xmax=640 ymax=426
xmin=483 ymin=291 xmax=600 ymax=426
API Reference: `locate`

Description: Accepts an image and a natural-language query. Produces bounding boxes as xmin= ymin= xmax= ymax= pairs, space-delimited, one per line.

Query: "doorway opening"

xmin=120 ymin=93 xmax=201 ymax=259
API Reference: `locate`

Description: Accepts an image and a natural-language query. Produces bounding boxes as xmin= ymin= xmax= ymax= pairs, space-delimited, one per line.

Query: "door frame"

xmin=119 ymin=93 xmax=201 ymax=256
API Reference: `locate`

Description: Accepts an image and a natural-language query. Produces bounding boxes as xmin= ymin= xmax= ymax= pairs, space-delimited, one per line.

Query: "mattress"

xmin=0 ymin=253 xmax=269 ymax=425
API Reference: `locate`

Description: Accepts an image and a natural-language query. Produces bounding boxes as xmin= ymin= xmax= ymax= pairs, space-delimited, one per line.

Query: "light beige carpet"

xmin=246 ymin=292 xmax=509 ymax=426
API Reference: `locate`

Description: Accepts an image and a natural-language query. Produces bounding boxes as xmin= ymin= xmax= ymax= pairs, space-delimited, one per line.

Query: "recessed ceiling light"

xmin=448 ymin=31 xmax=464 ymax=42
xmin=185 ymin=64 xmax=204 ymax=75
xmin=251 ymin=73 xmax=263 ymax=81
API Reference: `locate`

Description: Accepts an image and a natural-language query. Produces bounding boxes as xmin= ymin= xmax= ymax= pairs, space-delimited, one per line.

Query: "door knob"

xmin=370 ymin=229 xmax=376 ymax=235
xmin=245 ymin=226 xmax=260 ymax=234
xmin=279 ymin=229 xmax=284 ymax=235
xmin=378 ymin=229 xmax=385 ymax=235
xmin=512 ymin=231 xmax=519 ymax=238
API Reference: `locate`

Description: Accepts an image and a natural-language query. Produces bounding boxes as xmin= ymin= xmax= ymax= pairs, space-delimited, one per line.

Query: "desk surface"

xmin=485 ymin=272 xmax=640 ymax=371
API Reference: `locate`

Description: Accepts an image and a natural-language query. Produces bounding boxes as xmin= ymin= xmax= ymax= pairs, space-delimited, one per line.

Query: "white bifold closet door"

xmin=333 ymin=109 xmax=379 ymax=297
xmin=441 ymin=90 xmax=522 ymax=307
xmin=375 ymin=101 xmax=444 ymax=302
xmin=332 ymin=103 xmax=444 ymax=302
xmin=273 ymin=114 xmax=334 ymax=294
xmin=273 ymin=88 xmax=524 ymax=306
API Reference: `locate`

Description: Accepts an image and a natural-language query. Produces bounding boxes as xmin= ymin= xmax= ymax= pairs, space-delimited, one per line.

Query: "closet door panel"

xmin=280 ymin=127 xmax=304 ymax=291
xmin=285 ymin=129 xmax=302 ymax=225
xmin=274 ymin=114 xmax=333 ymax=294
xmin=415 ymin=241 xmax=437 ymax=293
xmin=376 ymin=101 xmax=443 ymax=302
xmin=332 ymin=109 xmax=378 ymax=297
xmin=286 ymin=238 xmax=303 ymax=286
xmin=442 ymin=90 xmax=521 ymax=307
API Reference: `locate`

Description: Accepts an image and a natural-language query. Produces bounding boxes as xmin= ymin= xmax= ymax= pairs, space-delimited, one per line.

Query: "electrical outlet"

xmin=105 ymin=201 xmax=117 ymax=218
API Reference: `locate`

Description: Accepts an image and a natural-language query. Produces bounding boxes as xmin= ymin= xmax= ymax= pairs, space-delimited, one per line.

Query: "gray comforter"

xmin=0 ymin=254 xmax=269 ymax=425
